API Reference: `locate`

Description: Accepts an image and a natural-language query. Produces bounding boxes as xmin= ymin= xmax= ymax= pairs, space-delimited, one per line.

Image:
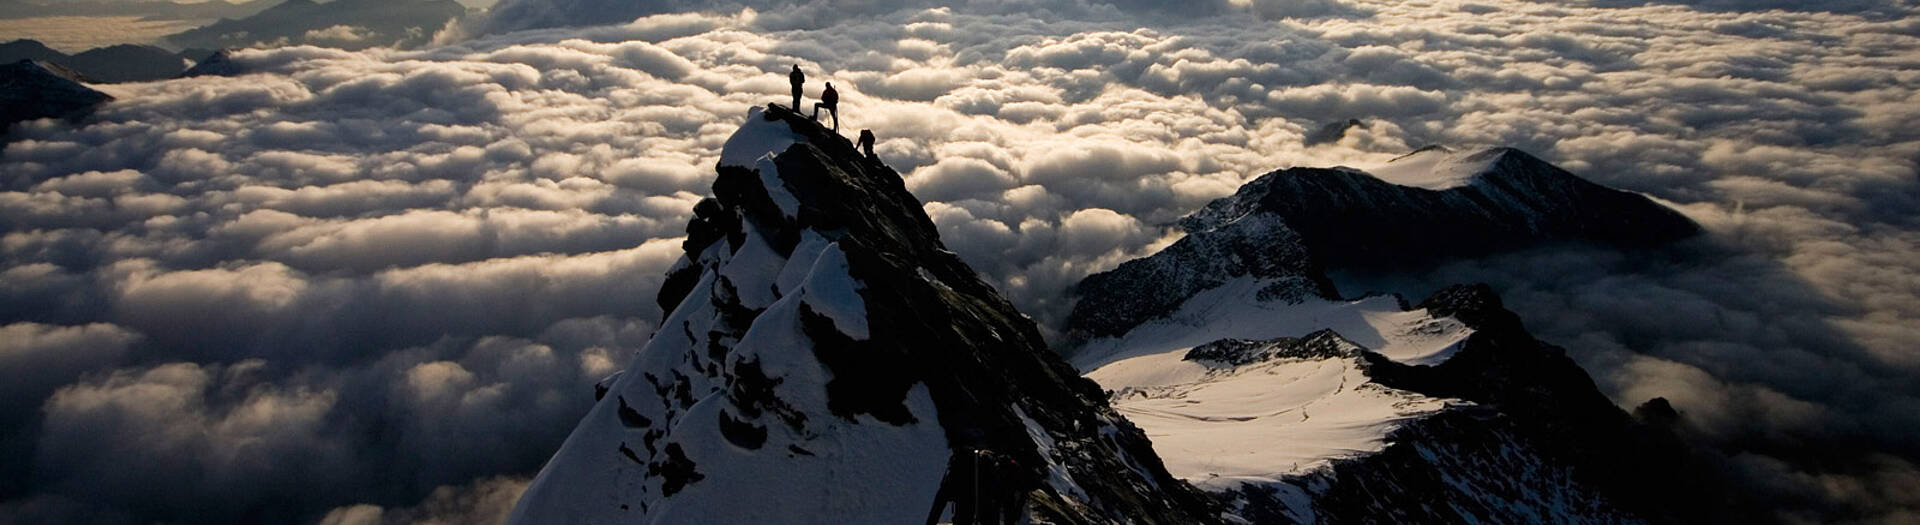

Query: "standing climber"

xmin=788 ymin=64 xmax=805 ymax=111
xmin=858 ymin=129 xmax=876 ymax=159
xmin=813 ymin=82 xmax=840 ymax=131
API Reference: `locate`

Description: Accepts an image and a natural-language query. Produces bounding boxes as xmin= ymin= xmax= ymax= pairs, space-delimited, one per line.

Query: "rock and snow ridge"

xmin=510 ymin=105 xmax=1220 ymax=524
xmin=1067 ymin=148 xmax=1707 ymax=523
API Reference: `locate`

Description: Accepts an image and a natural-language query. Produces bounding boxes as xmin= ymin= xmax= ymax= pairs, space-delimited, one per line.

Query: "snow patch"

xmin=798 ymin=244 xmax=869 ymax=340
xmin=1075 ymin=276 xmax=1476 ymax=499
xmin=1362 ymin=146 xmax=1498 ymax=191
xmin=718 ymin=106 xmax=803 ymax=169
xmin=1092 ymin=353 xmax=1450 ymax=487
xmin=719 ymin=106 xmax=804 ymax=219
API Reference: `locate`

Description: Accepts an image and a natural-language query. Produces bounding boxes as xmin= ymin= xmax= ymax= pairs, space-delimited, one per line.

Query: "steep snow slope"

xmin=511 ymin=105 xmax=1220 ymax=524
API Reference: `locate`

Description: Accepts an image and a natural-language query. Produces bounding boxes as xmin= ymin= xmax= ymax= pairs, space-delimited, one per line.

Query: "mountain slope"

xmin=166 ymin=0 xmax=464 ymax=51
xmin=509 ymin=105 xmax=1221 ymax=524
xmin=65 ymin=44 xmax=190 ymax=82
xmin=2 ymin=60 xmax=112 ymax=133
xmin=1179 ymin=146 xmax=1701 ymax=271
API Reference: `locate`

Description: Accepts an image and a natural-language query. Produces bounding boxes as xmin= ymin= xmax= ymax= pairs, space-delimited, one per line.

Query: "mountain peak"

xmin=1173 ymin=146 xmax=1700 ymax=272
xmin=511 ymin=104 xmax=1220 ymax=524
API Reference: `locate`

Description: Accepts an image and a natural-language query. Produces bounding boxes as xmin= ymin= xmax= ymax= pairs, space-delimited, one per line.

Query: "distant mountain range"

xmin=0 ymin=0 xmax=466 ymax=81
xmin=0 ymin=0 xmax=278 ymax=20
xmin=0 ymin=40 xmax=198 ymax=82
xmin=0 ymin=40 xmax=191 ymax=82
xmin=165 ymin=0 xmax=468 ymax=51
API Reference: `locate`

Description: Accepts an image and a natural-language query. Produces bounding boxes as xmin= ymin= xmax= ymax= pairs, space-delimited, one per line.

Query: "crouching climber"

xmin=812 ymin=82 xmax=840 ymax=131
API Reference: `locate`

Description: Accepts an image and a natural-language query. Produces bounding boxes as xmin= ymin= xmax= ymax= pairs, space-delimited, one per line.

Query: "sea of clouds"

xmin=0 ymin=0 xmax=1916 ymax=523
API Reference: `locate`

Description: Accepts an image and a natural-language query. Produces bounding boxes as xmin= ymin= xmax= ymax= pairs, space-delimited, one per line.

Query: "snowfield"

xmin=1357 ymin=146 xmax=1497 ymax=191
xmin=1077 ymin=276 xmax=1474 ymax=492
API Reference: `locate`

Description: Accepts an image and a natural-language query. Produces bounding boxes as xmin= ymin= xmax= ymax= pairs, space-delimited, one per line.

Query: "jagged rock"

xmin=509 ymin=105 xmax=1220 ymax=523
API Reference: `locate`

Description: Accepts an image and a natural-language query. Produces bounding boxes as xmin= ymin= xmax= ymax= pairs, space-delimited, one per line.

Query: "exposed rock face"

xmin=1179 ymin=146 xmax=1702 ymax=271
xmin=1 ymin=60 xmax=112 ymax=133
xmin=509 ymin=105 xmax=1221 ymax=524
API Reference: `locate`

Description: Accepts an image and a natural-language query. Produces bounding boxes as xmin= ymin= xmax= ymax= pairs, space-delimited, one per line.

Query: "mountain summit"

xmin=509 ymin=105 xmax=1220 ymax=523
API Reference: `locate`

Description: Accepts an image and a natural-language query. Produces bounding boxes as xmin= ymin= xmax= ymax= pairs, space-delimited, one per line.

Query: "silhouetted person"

xmin=926 ymin=448 xmax=979 ymax=525
xmin=926 ymin=449 xmax=1027 ymax=525
xmin=813 ymin=82 xmax=840 ymax=131
xmin=859 ymin=129 xmax=876 ymax=158
xmin=789 ymin=64 xmax=804 ymax=110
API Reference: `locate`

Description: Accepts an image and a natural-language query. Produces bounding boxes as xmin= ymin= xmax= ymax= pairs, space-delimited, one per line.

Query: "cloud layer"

xmin=1 ymin=0 xmax=1917 ymax=522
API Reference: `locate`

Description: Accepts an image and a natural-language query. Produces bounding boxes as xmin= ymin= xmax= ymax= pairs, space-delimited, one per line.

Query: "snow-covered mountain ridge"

xmin=510 ymin=105 xmax=1221 ymax=524
xmin=1068 ymin=148 xmax=1707 ymax=523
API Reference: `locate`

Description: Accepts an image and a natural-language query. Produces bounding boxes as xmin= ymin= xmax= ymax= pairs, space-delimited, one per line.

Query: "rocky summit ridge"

xmin=509 ymin=105 xmax=1220 ymax=524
